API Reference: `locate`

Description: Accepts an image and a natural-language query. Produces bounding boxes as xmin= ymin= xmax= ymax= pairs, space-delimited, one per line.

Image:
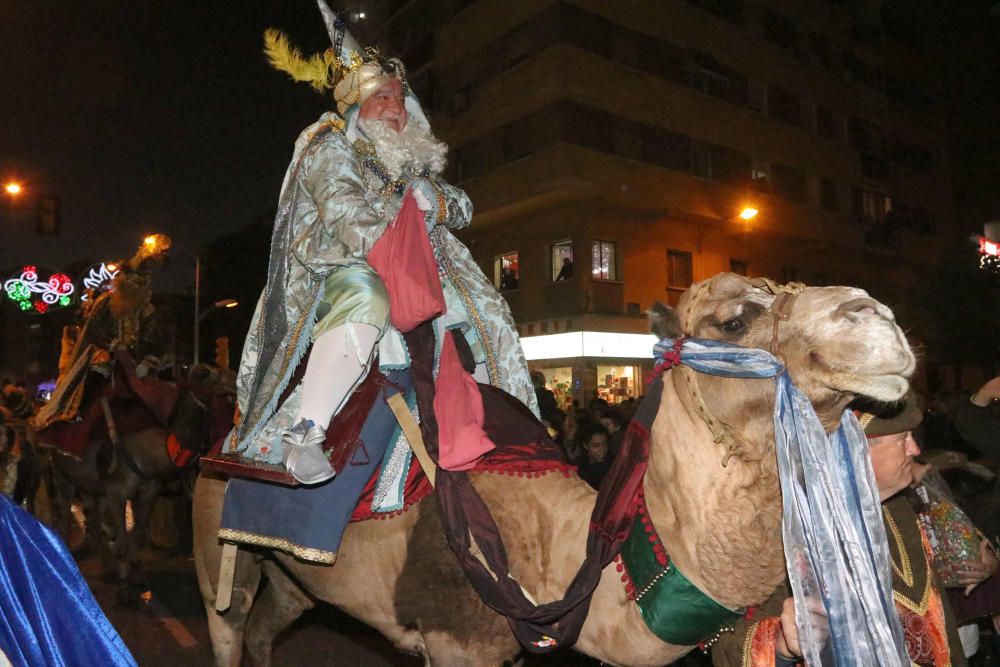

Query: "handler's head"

xmin=858 ymin=393 xmax=922 ymax=501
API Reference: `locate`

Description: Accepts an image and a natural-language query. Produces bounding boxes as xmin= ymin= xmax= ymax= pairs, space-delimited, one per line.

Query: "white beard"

xmin=358 ymin=117 xmax=449 ymax=180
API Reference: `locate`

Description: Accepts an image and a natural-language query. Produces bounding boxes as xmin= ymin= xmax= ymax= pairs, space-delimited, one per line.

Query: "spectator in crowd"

xmin=713 ymin=394 xmax=985 ymax=666
xmin=599 ymin=409 xmax=625 ymax=458
xmin=531 ymin=370 xmax=558 ymax=423
xmin=576 ymin=423 xmax=612 ymax=490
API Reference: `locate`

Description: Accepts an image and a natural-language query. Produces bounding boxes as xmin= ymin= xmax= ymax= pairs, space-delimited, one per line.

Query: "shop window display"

xmin=537 ymin=367 xmax=574 ymax=410
xmin=596 ymin=364 xmax=638 ymax=404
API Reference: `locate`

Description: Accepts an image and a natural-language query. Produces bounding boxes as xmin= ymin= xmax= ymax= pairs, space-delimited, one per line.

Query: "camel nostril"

xmin=836 ymin=298 xmax=883 ymax=322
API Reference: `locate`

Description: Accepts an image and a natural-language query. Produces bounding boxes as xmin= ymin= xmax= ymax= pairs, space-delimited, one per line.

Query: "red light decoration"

xmin=979 ymin=237 xmax=1000 ymax=257
xmin=4 ymin=265 xmax=76 ymax=314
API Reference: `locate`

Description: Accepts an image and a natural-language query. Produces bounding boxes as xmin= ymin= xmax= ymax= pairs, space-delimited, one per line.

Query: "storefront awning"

xmin=520 ymin=331 xmax=658 ymax=361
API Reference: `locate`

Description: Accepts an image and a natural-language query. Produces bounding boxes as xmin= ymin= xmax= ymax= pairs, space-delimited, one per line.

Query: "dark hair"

xmin=578 ymin=423 xmax=609 ymax=447
xmin=601 ymin=409 xmax=623 ymax=428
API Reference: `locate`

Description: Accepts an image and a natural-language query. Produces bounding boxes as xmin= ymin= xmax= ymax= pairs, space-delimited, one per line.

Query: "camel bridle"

xmin=673 ymin=278 xmax=807 ymax=466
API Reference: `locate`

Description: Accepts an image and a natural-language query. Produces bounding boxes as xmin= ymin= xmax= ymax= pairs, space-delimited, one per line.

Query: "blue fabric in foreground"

xmin=653 ymin=337 xmax=909 ymax=666
xmin=0 ymin=494 xmax=136 ymax=667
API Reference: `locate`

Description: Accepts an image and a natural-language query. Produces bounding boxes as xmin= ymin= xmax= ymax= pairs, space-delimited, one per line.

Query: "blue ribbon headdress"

xmin=652 ymin=337 xmax=909 ymax=665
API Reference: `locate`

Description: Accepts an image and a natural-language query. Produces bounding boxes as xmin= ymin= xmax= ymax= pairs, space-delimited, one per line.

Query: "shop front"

xmin=521 ymin=331 xmax=657 ymax=410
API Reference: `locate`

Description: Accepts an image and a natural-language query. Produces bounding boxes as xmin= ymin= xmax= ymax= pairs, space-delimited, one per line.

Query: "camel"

xmin=193 ymin=273 xmax=915 ymax=666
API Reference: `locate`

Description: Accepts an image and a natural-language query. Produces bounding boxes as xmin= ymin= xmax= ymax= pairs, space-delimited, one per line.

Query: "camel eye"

xmin=719 ymin=318 xmax=745 ymax=334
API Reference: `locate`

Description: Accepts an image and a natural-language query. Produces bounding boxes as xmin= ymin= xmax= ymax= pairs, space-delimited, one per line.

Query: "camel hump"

xmin=647 ymin=302 xmax=681 ymax=339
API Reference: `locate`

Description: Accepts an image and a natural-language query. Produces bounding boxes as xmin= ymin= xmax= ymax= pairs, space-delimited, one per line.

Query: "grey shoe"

xmin=282 ymin=420 xmax=335 ymax=485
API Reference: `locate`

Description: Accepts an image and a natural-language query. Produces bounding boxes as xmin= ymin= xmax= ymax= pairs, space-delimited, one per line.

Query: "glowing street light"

xmin=738 ymin=207 xmax=759 ymax=221
xmin=4 ymin=182 xmax=22 ymax=196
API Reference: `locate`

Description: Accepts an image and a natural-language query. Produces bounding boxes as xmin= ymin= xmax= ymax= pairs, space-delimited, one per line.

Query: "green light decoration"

xmin=3 ymin=265 xmax=75 ymax=314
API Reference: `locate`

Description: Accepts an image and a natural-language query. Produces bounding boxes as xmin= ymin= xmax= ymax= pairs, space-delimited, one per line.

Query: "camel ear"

xmin=647 ymin=302 xmax=682 ymax=339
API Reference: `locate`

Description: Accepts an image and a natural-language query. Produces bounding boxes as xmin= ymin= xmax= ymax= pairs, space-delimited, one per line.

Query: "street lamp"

xmin=738 ymin=207 xmax=759 ymax=221
xmin=4 ymin=182 xmax=22 ymax=196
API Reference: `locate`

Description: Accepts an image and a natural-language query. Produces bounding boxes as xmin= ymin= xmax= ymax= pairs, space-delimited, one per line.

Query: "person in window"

xmin=555 ymin=257 xmax=573 ymax=281
xmin=501 ymin=267 xmax=519 ymax=290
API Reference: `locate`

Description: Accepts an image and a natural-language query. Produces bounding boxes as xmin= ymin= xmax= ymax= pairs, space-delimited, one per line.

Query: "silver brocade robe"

xmin=228 ymin=112 xmax=538 ymax=463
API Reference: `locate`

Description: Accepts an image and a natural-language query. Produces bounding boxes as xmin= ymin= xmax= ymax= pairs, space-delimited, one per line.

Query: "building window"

xmin=819 ymin=178 xmax=839 ymax=212
xmin=771 ymin=163 xmax=807 ymax=202
xmin=551 ymin=240 xmax=574 ymax=281
xmin=767 ymin=86 xmax=801 ymax=126
xmin=667 ymin=250 xmax=693 ymax=306
xmin=816 ymin=106 xmax=842 ymax=142
xmin=761 ymin=9 xmax=797 ymax=50
xmin=751 ymin=159 xmax=771 ymax=192
xmin=494 ymin=251 xmax=520 ymax=290
xmin=851 ymin=188 xmax=892 ymax=224
xmin=591 ymin=240 xmax=617 ymax=281
xmin=729 ymin=259 xmax=748 ymax=276
xmin=748 ymin=80 xmax=768 ymax=114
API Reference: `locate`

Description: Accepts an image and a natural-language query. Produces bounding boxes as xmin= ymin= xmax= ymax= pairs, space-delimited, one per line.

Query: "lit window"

xmin=591 ymin=240 xmax=617 ymax=281
xmin=551 ymin=240 xmax=574 ymax=281
xmin=494 ymin=251 xmax=520 ymax=291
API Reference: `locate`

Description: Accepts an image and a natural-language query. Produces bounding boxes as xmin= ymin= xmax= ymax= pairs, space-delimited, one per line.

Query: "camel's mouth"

xmin=831 ymin=372 xmax=910 ymax=403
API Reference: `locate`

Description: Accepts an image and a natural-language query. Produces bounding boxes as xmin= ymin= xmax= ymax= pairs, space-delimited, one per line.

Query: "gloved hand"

xmin=411 ymin=187 xmax=432 ymax=212
xmin=409 ymin=179 xmax=439 ymax=225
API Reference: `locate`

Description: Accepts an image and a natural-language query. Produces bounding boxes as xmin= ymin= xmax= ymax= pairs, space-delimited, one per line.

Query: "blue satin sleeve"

xmin=0 ymin=495 xmax=136 ymax=667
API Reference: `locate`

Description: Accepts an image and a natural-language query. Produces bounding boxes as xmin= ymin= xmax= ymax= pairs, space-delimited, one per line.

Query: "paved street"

xmin=78 ymin=546 xmax=426 ymax=666
xmin=60 ymin=497 xmax=710 ymax=666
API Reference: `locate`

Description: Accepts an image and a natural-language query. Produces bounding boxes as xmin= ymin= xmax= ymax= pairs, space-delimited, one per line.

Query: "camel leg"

xmin=105 ymin=485 xmax=135 ymax=600
xmin=47 ymin=459 xmax=77 ymax=546
xmin=244 ymin=560 xmax=315 ymax=667
xmin=193 ymin=472 xmax=262 ymax=667
xmin=124 ymin=480 xmax=162 ymax=594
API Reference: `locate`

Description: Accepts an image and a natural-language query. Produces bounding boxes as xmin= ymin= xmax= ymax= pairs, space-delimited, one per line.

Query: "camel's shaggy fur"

xmin=194 ymin=273 xmax=915 ymax=666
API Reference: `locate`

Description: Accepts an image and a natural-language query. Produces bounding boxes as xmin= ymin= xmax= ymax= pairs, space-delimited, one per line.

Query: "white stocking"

xmin=295 ymin=322 xmax=379 ymax=430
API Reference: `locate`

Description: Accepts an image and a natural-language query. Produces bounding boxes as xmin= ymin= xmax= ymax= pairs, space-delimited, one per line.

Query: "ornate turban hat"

xmin=264 ymin=0 xmax=427 ymax=122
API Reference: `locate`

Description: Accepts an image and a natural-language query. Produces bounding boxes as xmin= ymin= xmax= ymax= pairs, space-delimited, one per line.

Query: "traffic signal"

xmin=36 ymin=196 xmax=60 ymax=235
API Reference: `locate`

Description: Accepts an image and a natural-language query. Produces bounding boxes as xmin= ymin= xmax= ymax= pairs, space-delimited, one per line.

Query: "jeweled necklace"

xmin=352 ymin=139 xmax=428 ymax=197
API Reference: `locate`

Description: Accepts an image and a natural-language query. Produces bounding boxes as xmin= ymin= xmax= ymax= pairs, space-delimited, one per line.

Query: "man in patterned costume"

xmin=226 ymin=3 xmax=536 ymax=493
xmin=712 ymin=395 xmax=968 ymax=667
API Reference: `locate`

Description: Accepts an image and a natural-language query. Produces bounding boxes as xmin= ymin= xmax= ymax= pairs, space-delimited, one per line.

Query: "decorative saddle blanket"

xmin=217 ymin=371 xmax=574 ymax=564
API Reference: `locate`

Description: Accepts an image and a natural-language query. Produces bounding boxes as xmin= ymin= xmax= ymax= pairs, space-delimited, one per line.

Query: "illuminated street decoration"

xmin=977 ymin=235 xmax=1000 ymax=275
xmin=80 ymin=262 xmax=120 ymax=301
xmin=4 ymin=265 xmax=75 ymax=313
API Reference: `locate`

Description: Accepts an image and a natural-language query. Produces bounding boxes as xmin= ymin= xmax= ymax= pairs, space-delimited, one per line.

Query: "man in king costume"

xmin=217 ymin=2 xmax=537 ymax=561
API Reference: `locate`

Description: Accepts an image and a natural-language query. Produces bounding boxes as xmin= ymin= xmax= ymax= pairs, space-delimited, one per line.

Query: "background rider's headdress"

xmin=263 ymin=1 xmax=427 ymax=123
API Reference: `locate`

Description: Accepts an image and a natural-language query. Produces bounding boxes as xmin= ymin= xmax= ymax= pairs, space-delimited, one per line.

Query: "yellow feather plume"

xmin=263 ymin=28 xmax=332 ymax=93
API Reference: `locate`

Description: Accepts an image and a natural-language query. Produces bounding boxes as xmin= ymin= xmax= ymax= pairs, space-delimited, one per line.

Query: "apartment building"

xmin=359 ymin=0 xmax=954 ymax=408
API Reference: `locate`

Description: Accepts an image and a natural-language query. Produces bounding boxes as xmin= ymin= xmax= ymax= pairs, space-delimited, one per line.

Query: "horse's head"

xmin=651 ymin=272 xmax=915 ymax=438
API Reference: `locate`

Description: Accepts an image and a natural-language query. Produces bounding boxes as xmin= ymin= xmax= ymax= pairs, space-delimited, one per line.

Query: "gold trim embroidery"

xmin=218 ymin=528 xmax=338 ymax=564
xmin=741 ymin=620 xmax=759 ymax=667
xmin=885 ymin=508 xmax=914 ymax=587
xmin=435 ymin=231 xmax=501 ymax=385
xmin=884 ymin=508 xmax=932 ymax=615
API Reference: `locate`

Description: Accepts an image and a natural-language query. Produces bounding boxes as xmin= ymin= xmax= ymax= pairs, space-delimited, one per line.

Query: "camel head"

xmin=650 ymin=272 xmax=915 ymax=435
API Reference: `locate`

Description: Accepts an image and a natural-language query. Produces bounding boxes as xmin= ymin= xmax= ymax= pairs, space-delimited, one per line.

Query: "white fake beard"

xmin=358 ymin=117 xmax=449 ymax=179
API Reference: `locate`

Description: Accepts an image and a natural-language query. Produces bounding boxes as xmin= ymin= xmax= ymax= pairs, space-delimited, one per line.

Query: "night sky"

xmin=1 ymin=2 xmax=348 ymax=292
